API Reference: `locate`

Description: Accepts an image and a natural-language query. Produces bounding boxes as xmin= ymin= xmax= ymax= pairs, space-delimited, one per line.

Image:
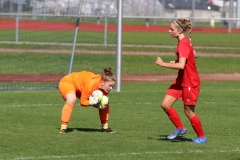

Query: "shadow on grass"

xmin=58 ymin=128 xmax=101 ymax=133
xmin=157 ymin=135 xmax=192 ymax=142
xmin=74 ymin=128 xmax=101 ymax=132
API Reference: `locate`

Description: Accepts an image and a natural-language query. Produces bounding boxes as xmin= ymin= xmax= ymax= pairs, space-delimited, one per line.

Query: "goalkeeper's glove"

xmin=98 ymin=95 xmax=109 ymax=109
xmin=89 ymin=99 xmax=101 ymax=107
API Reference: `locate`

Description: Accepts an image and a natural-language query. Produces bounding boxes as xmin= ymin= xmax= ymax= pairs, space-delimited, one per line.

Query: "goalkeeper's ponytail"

xmin=102 ymin=68 xmax=116 ymax=82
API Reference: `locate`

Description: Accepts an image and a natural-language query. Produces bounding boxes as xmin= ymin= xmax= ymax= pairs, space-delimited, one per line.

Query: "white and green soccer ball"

xmin=99 ymin=95 xmax=109 ymax=109
xmin=89 ymin=90 xmax=109 ymax=109
xmin=89 ymin=90 xmax=103 ymax=105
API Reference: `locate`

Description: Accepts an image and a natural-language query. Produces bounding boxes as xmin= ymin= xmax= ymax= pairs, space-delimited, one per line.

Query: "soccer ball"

xmin=89 ymin=90 xmax=103 ymax=105
xmin=99 ymin=95 xmax=109 ymax=109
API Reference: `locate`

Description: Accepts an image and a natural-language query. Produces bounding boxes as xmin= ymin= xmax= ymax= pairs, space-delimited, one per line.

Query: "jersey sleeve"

xmin=80 ymin=83 xmax=94 ymax=106
xmin=79 ymin=73 xmax=101 ymax=106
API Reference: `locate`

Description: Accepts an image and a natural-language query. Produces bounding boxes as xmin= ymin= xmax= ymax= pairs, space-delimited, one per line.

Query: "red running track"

xmin=1 ymin=19 xmax=240 ymax=33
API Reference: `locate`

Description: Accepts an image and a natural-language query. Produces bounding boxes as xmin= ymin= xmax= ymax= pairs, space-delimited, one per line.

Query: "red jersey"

xmin=175 ymin=37 xmax=200 ymax=87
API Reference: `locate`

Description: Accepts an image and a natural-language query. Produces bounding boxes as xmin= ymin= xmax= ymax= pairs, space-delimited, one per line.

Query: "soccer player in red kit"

xmin=155 ymin=18 xmax=207 ymax=144
xmin=58 ymin=68 xmax=116 ymax=134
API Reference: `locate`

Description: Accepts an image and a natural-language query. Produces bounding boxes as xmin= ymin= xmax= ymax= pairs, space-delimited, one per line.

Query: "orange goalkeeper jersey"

xmin=59 ymin=71 xmax=107 ymax=106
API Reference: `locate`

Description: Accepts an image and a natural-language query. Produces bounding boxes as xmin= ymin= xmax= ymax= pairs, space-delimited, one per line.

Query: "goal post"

xmin=0 ymin=0 xmax=122 ymax=91
xmin=68 ymin=0 xmax=83 ymax=74
xmin=116 ymin=0 xmax=123 ymax=92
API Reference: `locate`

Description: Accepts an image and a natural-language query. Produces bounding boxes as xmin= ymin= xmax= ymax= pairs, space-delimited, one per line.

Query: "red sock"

xmin=189 ymin=114 xmax=205 ymax=137
xmin=99 ymin=104 xmax=109 ymax=125
xmin=165 ymin=107 xmax=183 ymax=129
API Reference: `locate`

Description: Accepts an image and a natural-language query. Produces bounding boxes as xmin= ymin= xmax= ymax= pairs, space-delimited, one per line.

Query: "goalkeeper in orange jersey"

xmin=58 ymin=68 xmax=116 ymax=134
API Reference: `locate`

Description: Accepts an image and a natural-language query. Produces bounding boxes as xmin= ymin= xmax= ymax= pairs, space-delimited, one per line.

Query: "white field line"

xmin=0 ymin=89 xmax=239 ymax=94
xmin=2 ymin=149 xmax=239 ymax=160
xmin=0 ymin=104 xmax=61 ymax=108
xmin=0 ymin=103 xmax=157 ymax=108
xmin=0 ymin=90 xmax=166 ymax=94
xmin=0 ymin=90 xmax=57 ymax=93
xmin=0 ymin=101 xmax=238 ymax=108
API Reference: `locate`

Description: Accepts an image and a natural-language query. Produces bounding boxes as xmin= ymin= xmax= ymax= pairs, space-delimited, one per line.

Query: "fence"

xmin=0 ymin=0 xmax=119 ymax=90
xmin=0 ymin=0 xmax=239 ymax=90
xmin=0 ymin=0 xmax=240 ymax=29
xmin=1 ymin=0 xmax=240 ymax=33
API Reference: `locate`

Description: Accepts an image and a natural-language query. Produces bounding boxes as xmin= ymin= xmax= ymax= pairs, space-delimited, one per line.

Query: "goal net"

xmin=0 ymin=0 xmax=117 ymax=90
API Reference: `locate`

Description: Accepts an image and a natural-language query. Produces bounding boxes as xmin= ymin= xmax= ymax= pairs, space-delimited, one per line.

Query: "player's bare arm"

xmin=155 ymin=57 xmax=186 ymax=69
xmin=193 ymin=50 xmax=197 ymax=58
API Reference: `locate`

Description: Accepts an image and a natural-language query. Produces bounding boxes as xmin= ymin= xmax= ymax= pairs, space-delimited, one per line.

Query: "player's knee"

xmin=161 ymin=102 xmax=170 ymax=110
xmin=184 ymin=109 xmax=195 ymax=118
xmin=67 ymin=99 xmax=76 ymax=105
xmin=66 ymin=95 xmax=76 ymax=105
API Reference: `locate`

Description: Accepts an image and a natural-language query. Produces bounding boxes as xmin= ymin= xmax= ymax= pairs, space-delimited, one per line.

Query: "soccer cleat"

xmin=193 ymin=136 xmax=207 ymax=144
xmin=101 ymin=127 xmax=116 ymax=133
xmin=167 ymin=127 xmax=187 ymax=140
xmin=59 ymin=129 xmax=67 ymax=134
xmin=59 ymin=125 xmax=67 ymax=134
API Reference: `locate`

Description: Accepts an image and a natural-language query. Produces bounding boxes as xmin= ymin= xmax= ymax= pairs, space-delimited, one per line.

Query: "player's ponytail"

xmin=102 ymin=67 xmax=116 ymax=82
xmin=184 ymin=18 xmax=192 ymax=41
xmin=174 ymin=17 xmax=192 ymax=41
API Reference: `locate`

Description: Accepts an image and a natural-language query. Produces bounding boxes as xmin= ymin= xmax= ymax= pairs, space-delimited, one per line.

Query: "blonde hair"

xmin=102 ymin=67 xmax=116 ymax=82
xmin=173 ymin=18 xmax=192 ymax=41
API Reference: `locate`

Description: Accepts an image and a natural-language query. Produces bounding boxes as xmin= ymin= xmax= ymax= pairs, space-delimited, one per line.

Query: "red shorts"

xmin=166 ymin=82 xmax=200 ymax=105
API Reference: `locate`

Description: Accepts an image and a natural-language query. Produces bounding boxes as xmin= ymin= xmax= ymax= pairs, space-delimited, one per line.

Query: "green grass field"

xmin=122 ymin=19 xmax=228 ymax=28
xmin=1 ymin=21 xmax=240 ymax=159
xmin=0 ymin=81 xmax=239 ymax=160
xmin=1 ymin=53 xmax=240 ymax=74
xmin=1 ymin=30 xmax=240 ymax=53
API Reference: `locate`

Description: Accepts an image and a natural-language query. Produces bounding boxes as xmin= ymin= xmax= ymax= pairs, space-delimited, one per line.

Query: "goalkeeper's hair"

xmin=102 ymin=68 xmax=116 ymax=82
